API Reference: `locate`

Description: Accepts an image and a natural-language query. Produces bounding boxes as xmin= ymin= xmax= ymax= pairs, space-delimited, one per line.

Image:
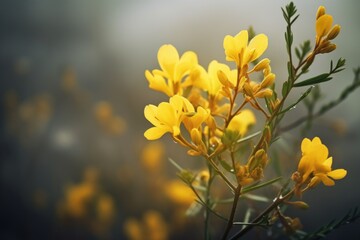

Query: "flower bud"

xmin=291 ymin=171 xmax=302 ymax=183
xmin=320 ymin=43 xmax=336 ymax=54
xmin=243 ymin=82 xmax=254 ymax=97
xmin=255 ymin=88 xmax=273 ymax=98
xmin=217 ymin=70 xmax=235 ymax=88
xmin=260 ymin=73 xmax=276 ymax=89
xmin=250 ymin=166 xmax=264 ymax=181
xmin=316 ymin=6 xmax=326 ymax=20
xmin=286 ymin=201 xmax=310 ymax=209
xmin=190 ymin=128 xmax=202 ymax=145
xmin=327 ymin=24 xmax=341 ymax=40
xmin=252 ymin=58 xmax=270 ymax=72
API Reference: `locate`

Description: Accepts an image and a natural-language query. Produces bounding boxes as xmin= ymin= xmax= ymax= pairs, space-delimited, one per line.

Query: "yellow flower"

xmin=315 ymin=6 xmax=340 ymax=52
xmin=203 ymin=60 xmax=237 ymax=96
xmin=296 ymin=137 xmax=347 ymax=188
xmin=141 ymin=141 xmax=165 ymax=173
xmin=145 ymin=44 xmax=198 ymax=96
xmin=164 ymin=180 xmax=195 ymax=206
xmin=243 ymin=72 xmax=275 ymax=99
xmin=144 ymin=95 xmax=197 ymax=140
xmin=223 ymin=30 xmax=268 ymax=68
xmin=222 ymin=109 xmax=256 ymax=145
xmin=182 ymin=106 xmax=210 ymax=132
xmin=144 ymin=95 xmax=185 ymax=140
xmin=227 ymin=109 xmax=256 ymax=136
xmin=96 ymin=194 xmax=115 ymax=223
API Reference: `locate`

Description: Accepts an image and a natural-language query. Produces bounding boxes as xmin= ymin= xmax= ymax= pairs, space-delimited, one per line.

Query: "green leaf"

xmin=293 ymin=73 xmax=332 ymax=87
xmin=185 ymin=201 xmax=203 ymax=217
xmin=219 ymin=159 xmax=234 ymax=173
xmin=241 ymin=177 xmax=282 ymax=195
xmin=236 ymin=131 xmax=261 ymax=144
xmin=241 ymin=193 xmax=270 ymax=202
xmin=282 ymin=81 xmax=289 ymax=97
xmin=168 ymin=158 xmax=184 ymax=171
xmin=277 ymin=86 xmax=313 ymax=115
xmin=295 ymin=47 xmax=301 ymax=60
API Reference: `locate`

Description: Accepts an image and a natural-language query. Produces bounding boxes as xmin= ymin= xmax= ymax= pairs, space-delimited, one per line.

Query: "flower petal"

xmin=316 ymin=173 xmax=335 ymax=186
xmin=247 ymin=33 xmax=268 ymax=62
xmin=301 ymin=138 xmax=311 ymax=153
xmin=157 ymin=102 xmax=177 ymax=126
xmin=145 ymin=70 xmax=172 ymax=96
xmin=144 ymin=127 xmax=168 ymax=140
xmin=234 ymin=30 xmax=248 ymax=53
xmin=328 ymin=169 xmax=347 ymax=180
xmin=175 ymin=51 xmax=198 ymax=82
xmin=224 ymin=35 xmax=237 ymax=62
xmin=158 ymin=44 xmax=179 ymax=78
xmin=144 ymin=105 xmax=159 ymax=126
xmin=316 ymin=14 xmax=333 ymax=38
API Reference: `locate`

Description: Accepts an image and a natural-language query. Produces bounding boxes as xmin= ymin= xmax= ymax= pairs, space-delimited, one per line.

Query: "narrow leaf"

xmin=277 ymin=86 xmax=313 ymax=115
xmin=241 ymin=177 xmax=282 ymax=194
xmin=242 ymin=193 xmax=270 ymax=202
xmin=168 ymin=158 xmax=184 ymax=171
xmin=282 ymin=81 xmax=289 ymax=97
xmin=236 ymin=131 xmax=262 ymax=143
xmin=220 ymin=159 xmax=234 ymax=173
xmin=293 ymin=73 xmax=332 ymax=87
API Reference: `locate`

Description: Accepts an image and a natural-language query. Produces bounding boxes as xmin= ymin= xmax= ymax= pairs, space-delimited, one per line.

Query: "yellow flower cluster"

xmin=144 ymin=29 xmax=276 ymax=166
xmin=304 ymin=6 xmax=341 ymax=68
xmin=143 ymin=4 xmax=349 ymax=238
xmin=292 ymin=137 xmax=347 ymax=196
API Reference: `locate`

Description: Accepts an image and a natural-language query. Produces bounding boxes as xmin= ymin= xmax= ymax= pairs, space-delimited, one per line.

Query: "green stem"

xmin=207 ymin=157 xmax=236 ymax=191
xmin=204 ymin=165 xmax=214 ymax=240
xmin=229 ymin=189 xmax=294 ymax=240
xmin=221 ymin=185 xmax=242 ymax=240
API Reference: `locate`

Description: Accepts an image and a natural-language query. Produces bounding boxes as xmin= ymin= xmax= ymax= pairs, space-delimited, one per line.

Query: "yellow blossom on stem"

xmin=293 ymin=137 xmax=347 ymax=191
xmin=223 ymin=30 xmax=268 ymax=68
xmin=315 ymin=6 xmax=340 ymax=53
xmin=222 ymin=109 xmax=256 ymax=145
xmin=145 ymin=44 xmax=198 ymax=96
xmin=182 ymin=106 xmax=210 ymax=132
xmin=227 ymin=109 xmax=256 ymax=136
xmin=144 ymin=95 xmax=190 ymax=140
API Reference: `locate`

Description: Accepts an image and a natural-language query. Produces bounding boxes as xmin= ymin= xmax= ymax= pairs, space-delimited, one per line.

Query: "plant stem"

xmin=204 ymin=165 xmax=214 ymax=240
xmin=221 ymin=185 xmax=242 ymax=240
xmin=229 ymin=189 xmax=294 ymax=240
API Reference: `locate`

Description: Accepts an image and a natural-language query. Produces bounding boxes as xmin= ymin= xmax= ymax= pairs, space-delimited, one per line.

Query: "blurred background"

xmin=1 ymin=0 xmax=359 ymax=239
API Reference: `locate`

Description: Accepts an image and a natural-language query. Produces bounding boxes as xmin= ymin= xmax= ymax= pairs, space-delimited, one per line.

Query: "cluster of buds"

xmin=304 ymin=6 xmax=341 ymax=70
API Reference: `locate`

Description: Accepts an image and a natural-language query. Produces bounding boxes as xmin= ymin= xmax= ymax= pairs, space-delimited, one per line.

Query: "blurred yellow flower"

xmin=143 ymin=211 xmax=168 ymax=240
xmin=94 ymin=101 xmax=113 ymax=123
xmin=94 ymin=101 xmax=126 ymax=135
xmin=145 ymin=44 xmax=198 ymax=96
xmin=96 ymin=194 xmax=115 ymax=223
xmin=227 ymin=109 xmax=256 ymax=137
xmin=123 ymin=218 xmax=143 ymax=240
xmin=124 ymin=211 xmax=168 ymax=240
xmin=296 ymin=137 xmax=347 ymax=188
xmin=141 ymin=141 xmax=165 ymax=172
xmin=63 ymin=182 xmax=96 ymax=218
xmin=164 ymin=180 xmax=195 ymax=206
xmin=223 ymin=30 xmax=268 ymax=68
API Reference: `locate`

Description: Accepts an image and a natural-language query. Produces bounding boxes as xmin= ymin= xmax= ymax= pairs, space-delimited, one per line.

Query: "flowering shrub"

xmin=144 ymin=2 xmax=358 ymax=239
